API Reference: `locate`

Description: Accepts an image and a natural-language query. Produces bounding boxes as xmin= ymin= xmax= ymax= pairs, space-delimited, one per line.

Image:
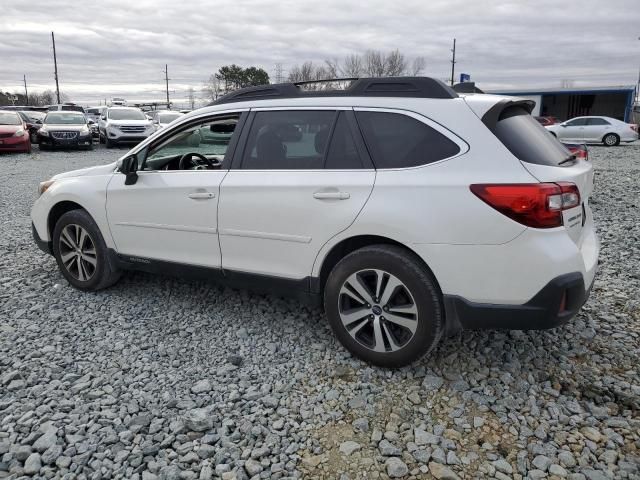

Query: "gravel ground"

xmin=1 ymin=143 xmax=639 ymax=480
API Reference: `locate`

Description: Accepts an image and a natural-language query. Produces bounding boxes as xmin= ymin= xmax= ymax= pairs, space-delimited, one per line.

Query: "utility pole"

xmin=51 ymin=32 xmax=61 ymax=104
xmin=163 ymin=64 xmax=170 ymax=109
xmin=23 ymin=75 xmax=28 ymax=105
xmin=450 ymin=38 xmax=456 ymax=86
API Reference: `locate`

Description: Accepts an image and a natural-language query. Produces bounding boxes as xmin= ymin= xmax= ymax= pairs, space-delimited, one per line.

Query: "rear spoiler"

xmin=481 ymin=99 xmax=536 ymax=131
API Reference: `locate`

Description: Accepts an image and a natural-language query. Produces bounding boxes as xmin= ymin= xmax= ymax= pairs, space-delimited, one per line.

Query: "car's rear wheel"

xmin=52 ymin=209 xmax=121 ymax=291
xmin=603 ymin=133 xmax=619 ymax=147
xmin=324 ymin=245 xmax=443 ymax=368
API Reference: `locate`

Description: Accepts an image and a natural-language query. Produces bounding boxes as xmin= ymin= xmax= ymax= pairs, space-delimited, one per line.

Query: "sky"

xmin=0 ymin=0 xmax=638 ymax=107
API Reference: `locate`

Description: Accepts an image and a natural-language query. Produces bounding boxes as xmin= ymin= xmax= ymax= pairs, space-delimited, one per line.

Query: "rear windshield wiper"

xmin=558 ymin=154 xmax=577 ymax=166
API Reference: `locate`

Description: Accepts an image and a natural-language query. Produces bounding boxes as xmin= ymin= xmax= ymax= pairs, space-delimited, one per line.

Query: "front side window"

xmin=355 ymin=111 xmax=460 ymax=168
xmin=144 ymin=115 xmax=240 ymax=171
xmin=565 ymin=118 xmax=588 ymax=126
xmin=241 ymin=110 xmax=335 ymax=169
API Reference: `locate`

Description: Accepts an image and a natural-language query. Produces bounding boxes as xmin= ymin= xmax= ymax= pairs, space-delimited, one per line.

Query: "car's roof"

xmin=107 ymin=106 xmax=140 ymax=110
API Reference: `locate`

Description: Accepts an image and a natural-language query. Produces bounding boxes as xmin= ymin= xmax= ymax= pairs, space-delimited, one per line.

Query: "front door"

xmin=218 ymin=109 xmax=375 ymax=280
xmin=106 ymin=112 xmax=245 ymax=268
xmin=559 ymin=117 xmax=588 ymax=142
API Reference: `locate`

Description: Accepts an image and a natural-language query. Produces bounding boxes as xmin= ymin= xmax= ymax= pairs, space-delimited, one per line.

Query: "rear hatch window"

xmin=492 ymin=106 xmax=573 ymax=166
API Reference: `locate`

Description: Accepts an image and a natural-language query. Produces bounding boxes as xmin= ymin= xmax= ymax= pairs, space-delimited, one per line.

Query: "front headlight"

xmin=14 ymin=129 xmax=24 ymax=137
xmin=80 ymin=126 xmax=89 ymax=134
xmin=39 ymin=128 xmax=49 ymax=137
xmin=39 ymin=179 xmax=55 ymax=195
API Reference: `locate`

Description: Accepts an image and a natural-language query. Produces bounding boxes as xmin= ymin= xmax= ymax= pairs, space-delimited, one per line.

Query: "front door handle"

xmin=313 ymin=191 xmax=350 ymax=200
xmin=188 ymin=192 xmax=215 ymax=200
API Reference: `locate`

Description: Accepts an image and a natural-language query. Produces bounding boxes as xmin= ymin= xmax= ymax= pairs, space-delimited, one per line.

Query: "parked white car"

xmin=98 ymin=107 xmax=155 ymax=148
xmin=31 ymin=77 xmax=599 ymax=367
xmin=545 ymin=116 xmax=638 ymax=146
xmin=148 ymin=110 xmax=184 ymax=131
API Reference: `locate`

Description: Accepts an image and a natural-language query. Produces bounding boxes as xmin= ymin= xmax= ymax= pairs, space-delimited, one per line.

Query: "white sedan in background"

xmin=546 ymin=116 xmax=638 ymax=146
xmin=149 ymin=110 xmax=184 ymax=131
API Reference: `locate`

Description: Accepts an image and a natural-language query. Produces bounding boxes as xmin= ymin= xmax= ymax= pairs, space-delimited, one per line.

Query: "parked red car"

xmin=0 ymin=111 xmax=31 ymax=153
xmin=535 ymin=116 xmax=561 ymax=126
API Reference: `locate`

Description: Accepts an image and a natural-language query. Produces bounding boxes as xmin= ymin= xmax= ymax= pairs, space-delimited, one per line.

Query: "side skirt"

xmin=109 ymin=250 xmax=322 ymax=306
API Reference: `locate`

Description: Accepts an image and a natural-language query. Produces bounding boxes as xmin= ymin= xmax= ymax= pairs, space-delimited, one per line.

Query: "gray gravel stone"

xmin=24 ymin=452 xmax=41 ymax=475
xmin=385 ymin=457 xmax=409 ymax=478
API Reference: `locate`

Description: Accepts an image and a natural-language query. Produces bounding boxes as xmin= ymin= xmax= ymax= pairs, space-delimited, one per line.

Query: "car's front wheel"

xmin=52 ymin=209 xmax=121 ymax=291
xmin=602 ymin=133 xmax=619 ymax=147
xmin=324 ymin=245 xmax=444 ymax=368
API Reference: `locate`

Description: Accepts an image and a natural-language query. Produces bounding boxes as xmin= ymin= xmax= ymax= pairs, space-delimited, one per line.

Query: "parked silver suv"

xmin=98 ymin=107 xmax=154 ymax=148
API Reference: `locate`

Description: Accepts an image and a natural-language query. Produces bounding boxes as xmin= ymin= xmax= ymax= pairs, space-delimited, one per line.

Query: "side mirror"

xmin=120 ymin=155 xmax=139 ymax=185
xmin=100 ymin=115 xmax=106 ymax=120
xmin=87 ymin=119 xmax=95 ymax=125
xmin=153 ymin=119 xmax=159 ymax=124
xmin=561 ymin=124 xmax=567 ymax=127
xmin=36 ymin=120 xmax=42 ymax=124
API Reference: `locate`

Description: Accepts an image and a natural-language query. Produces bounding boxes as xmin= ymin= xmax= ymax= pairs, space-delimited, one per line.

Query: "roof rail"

xmin=209 ymin=77 xmax=458 ymax=106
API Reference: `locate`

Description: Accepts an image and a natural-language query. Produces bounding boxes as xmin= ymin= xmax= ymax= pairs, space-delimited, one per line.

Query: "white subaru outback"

xmin=31 ymin=77 xmax=599 ymax=367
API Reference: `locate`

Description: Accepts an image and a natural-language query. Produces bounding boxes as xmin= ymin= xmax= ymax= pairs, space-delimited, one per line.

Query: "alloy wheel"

xmin=338 ymin=269 xmax=418 ymax=353
xmin=604 ymin=134 xmax=617 ymax=146
xmin=58 ymin=224 xmax=97 ymax=281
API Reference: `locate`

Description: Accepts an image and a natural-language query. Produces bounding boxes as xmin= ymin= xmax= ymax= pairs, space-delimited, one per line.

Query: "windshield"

xmin=493 ymin=107 xmax=572 ymax=166
xmin=20 ymin=111 xmax=46 ymax=122
xmin=0 ymin=112 xmax=22 ymax=125
xmin=159 ymin=113 xmax=182 ymax=124
xmin=108 ymin=109 xmax=146 ymax=120
xmin=44 ymin=112 xmax=86 ymax=125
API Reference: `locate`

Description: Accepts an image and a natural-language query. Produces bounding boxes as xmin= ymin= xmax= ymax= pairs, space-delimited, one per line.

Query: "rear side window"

xmin=492 ymin=107 xmax=572 ymax=166
xmin=325 ymin=113 xmax=362 ymax=169
xmin=241 ymin=111 xmax=335 ymax=169
xmin=565 ymin=118 xmax=588 ymax=126
xmin=587 ymin=118 xmax=610 ymax=126
xmin=355 ymin=111 xmax=460 ymax=169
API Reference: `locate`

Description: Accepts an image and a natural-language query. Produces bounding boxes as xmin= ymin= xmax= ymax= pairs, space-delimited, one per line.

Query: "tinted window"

xmin=325 ymin=113 xmax=362 ymax=169
xmin=355 ymin=111 xmax=460 ymax=168
xmin=44 ymin=113 xmax=86 ymax=125
xmin=587 ymin=118 xmax=610 ymax=126
xmin=62 ymin=105 xmax=84 ymax=112
xmin=242 ymin=111 xmax=335 ymax=169
xmin=493 ymin=107 xmax=572 ymax=166
xmin=565 ymin=118 xmax=588 ymax=126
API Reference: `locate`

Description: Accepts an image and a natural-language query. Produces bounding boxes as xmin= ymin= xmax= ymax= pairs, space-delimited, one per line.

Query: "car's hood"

xmin=51 ymin=162 xmax=117 ymax=181
xmin=0 ymin=125 xmax=22 ymax=133
xmin=107 ymin=119 xmax=152 ymax=126
xmin=43 ymin=124 xmax=87 ymax=131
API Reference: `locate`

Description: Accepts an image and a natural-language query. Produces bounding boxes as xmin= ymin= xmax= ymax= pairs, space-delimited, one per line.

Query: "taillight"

xmin=630 ymin=124 xmax=638 ymax=133
xmin=470 ymin=183 xmax=581 ymax=228
xmin=566 ymin=145 xmax=588 ymax=161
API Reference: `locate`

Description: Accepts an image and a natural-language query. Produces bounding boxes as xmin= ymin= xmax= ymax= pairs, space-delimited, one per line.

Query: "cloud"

xmin=0 ymin=0 xmax=637 ymax=105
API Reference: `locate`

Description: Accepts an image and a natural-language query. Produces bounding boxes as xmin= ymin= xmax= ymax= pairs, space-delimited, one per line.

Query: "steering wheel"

xmin=178 ymin=152 xmax=218 ymax=170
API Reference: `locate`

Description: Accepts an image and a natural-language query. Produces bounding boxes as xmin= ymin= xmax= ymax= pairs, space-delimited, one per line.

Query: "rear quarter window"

xmin=492 ymin=107 xmax=571 ymax=166
xmin=355 ymin=111 xmax=460 ymax=169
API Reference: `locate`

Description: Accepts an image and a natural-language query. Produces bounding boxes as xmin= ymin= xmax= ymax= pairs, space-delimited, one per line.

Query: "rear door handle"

xmin=313 ymin=191 xmax=350 ymax=200
xmin=188 ymin=192 xmax=215 ymax=200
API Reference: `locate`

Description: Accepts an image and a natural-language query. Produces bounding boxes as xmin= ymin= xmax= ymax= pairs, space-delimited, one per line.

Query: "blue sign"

xmin=460 ymin=73 xmax=471 ymax=83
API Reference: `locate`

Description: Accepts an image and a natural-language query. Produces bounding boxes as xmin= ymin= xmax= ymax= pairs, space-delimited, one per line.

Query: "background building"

xmin=489 ymin=85 xmax=637 ymax=122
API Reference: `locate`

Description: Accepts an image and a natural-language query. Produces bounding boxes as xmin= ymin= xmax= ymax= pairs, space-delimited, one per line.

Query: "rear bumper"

xmin=444 ymin=272 xmax=593 ymax=331
xmin=0 ymin=136 xmax=30 ymax=151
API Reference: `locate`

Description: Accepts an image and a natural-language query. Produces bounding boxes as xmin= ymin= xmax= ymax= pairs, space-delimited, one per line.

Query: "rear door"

xmin=583 ymin=117 xmax=610 ymax=143
xmin=218 ymin=108 xmax=375 ymax=280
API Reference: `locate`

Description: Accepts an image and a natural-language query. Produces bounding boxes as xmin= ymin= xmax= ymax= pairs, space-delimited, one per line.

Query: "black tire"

xmin=39 ymin=143 xmax=49 ymax=151
xmin=324 ymin=245 xmax=443 ymax=368
xmin=99 ymin=133 xmax=105 ymax=144
xmin=602 ymin=133 xmax=619 ymax=147
xmin=52 ymin=209 xmax=121 ymax=291
xmin=105 ymin=137 xmax=115 ymax=148
xmin=30 ymin=132 xmax=37 ymax=144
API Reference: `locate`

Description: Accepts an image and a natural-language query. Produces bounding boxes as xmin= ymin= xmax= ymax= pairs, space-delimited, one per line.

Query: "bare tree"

xmin=385 ymin=49 xmax=407 ymax=76
xmin=187 ymin=86 xmax=195 ymax=109
xmin=341 ymin=54 xmax=363 ymax=77
xmin=363 ymin=50 xmax=386 ymax=77
xmin=410 ymin=57 xmax=426 ymax=76
xmin=202 ymin=74 xmax=223 ymax=102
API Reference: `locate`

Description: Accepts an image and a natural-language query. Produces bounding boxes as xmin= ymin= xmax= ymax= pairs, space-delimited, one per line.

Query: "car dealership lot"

xmin=1 ymin=145 xmax=639 ymax=479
